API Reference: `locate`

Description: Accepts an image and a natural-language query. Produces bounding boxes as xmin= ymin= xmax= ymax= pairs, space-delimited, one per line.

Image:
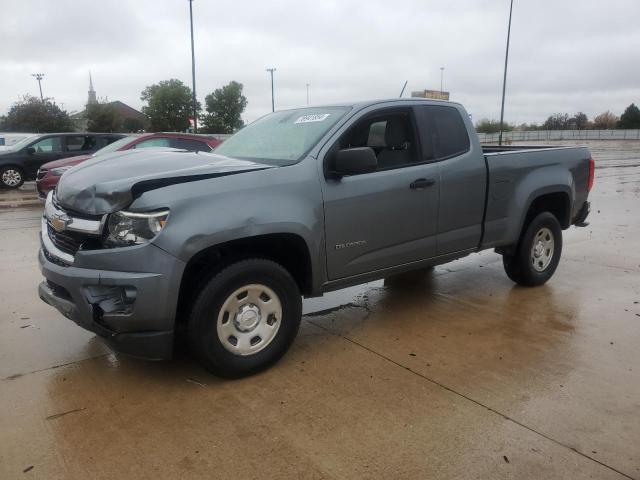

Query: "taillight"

xmin=587 ymin=158 xmax=595 ymax=192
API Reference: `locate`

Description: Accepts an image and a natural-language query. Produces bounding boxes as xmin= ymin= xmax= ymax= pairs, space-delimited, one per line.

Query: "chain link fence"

xmin=478 ymin=129 xmax=640 ymax=143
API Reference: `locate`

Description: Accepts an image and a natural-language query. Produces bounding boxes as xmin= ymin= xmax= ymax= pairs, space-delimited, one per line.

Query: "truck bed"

xmin=480 ymin=144 xmax=592 ymax=250
xmin=482 ymin=144 xmax=578 ymax=154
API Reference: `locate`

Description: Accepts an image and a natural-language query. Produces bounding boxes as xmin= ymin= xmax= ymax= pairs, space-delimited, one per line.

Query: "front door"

xmin=25 ymin=136 xmax=65 ymax=177
xmin=322 ymin=108 xmax=440 ymax=280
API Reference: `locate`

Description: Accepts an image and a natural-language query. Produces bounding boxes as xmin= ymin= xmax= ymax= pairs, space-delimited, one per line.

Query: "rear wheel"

xmin=503 ymin=212 xmax=562 ymax=286
xmin=188 ymin=258 xmax=302 ymax=378
xmin=0 ymin=166 xmax=25 ymax=189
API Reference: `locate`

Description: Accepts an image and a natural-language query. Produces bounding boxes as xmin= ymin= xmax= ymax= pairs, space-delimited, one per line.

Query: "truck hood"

xmin=56 ymin=148 xmax=273 ymax=215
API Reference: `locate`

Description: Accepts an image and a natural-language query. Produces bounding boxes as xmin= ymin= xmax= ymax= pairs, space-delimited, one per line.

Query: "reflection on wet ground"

xmin=1 ymin=140 xmax=639 ymax=479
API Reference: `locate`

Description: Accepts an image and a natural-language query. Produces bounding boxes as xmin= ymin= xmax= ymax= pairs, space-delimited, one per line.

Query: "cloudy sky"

xmin=2 ymin=0 xmax=639 ymax=125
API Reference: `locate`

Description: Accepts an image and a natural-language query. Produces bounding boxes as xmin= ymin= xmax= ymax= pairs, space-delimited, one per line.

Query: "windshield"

xmin=91 ymin=136 xmax=135 ymax=156
xmin=214 ymin=106 xmax=350 ymax=166
xmin=4 ymin=135 xmax=40 ymax=152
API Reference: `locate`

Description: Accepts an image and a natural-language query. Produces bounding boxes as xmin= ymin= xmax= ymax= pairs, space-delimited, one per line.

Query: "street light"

xmin=498 ymin=0 xmax=514 ymax=146
xmin=440 ymin=67 xmax=444 ymax=93
xmin=31 ymin=73 xmax=45 ymax=101
xmin=306 ymin=83 xmax=310 ymax=106
xmin=188 ymin=0 xmax=198 ymax=133
xmin=266 ymin=68 xmax=276 ymax=112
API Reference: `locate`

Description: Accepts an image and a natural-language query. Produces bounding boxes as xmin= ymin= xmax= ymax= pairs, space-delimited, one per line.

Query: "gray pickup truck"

xmin=38 ymin=99 xmax=593 ymax=377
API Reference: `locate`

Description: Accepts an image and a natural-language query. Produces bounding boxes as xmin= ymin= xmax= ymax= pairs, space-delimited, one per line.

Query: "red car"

xmin=36 ymin=132 xmax=222 ymax=198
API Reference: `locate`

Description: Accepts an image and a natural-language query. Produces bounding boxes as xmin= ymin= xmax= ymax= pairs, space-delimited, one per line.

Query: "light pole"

xmin=306 ymin=83 xmax=310 ymax=105
xmin=266 ymin=68 xmax=276 ymax=112
xmin=440 ymin=67 xmax=444 ymax=93
xmin=498 ymin=0 xmax=514 ymax=146
xmin=188 ymin=0 xmax=198 ymax=133
xmin=31 ymin=73 xmax=45 ymax=101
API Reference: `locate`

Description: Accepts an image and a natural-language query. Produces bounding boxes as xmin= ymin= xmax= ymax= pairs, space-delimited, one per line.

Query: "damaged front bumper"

xmin=38 ymin=243 xmax=185 ymax=360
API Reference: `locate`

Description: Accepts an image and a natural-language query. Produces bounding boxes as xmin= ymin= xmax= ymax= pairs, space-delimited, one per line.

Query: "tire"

xmin=503 ymin=212 xmax=563 ymax=286
xmin=0 ymin=166 xmax=25 ymax=189
xmin=188 ymin=258 xmax=302 ymax=378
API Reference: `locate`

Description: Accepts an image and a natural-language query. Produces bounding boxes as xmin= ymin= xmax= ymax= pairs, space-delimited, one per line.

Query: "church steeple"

xmin=87 ymin=71 xmax=97 ymax=105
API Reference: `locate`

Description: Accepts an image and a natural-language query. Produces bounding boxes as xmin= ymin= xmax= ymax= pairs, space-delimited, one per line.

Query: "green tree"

xmin=2 ymin=95 xmax=73 ymax=132
xmin=202 ymin=81 xmax=248 ymax=134
xmin=571 ymin=112 xmax=589 ymax=130
xmin=618 ymin=103 xmax=640 ymax=129
xmin=122 ymin=117 xmax=146 ymax=133
xmin=86 ymin=102 xmax=122 ymax=132
xmin=543 ymin=113 xmax=570 ymax=130
xmin=140 ymin=79 xmax=197 ymax=132
xmin=475 ymin=119 xmax=512 ymax=134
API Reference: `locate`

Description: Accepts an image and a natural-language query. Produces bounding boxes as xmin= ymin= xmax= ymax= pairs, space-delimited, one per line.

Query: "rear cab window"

xmin=415 ymin=105 xmax=470 ymax=161
xmin=170 ymin=138 xmax=211 ymax=152
xmin=133 ymin=137 xmax=171 ymax=149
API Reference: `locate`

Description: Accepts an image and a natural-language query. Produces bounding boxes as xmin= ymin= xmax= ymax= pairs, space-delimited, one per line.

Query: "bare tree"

xmin=592 ymin=111 xmax=619 ymax=130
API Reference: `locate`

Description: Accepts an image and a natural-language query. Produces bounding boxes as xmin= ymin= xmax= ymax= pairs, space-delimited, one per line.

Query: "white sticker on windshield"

xmin=294 ymin=114 xmax=331 ymax=124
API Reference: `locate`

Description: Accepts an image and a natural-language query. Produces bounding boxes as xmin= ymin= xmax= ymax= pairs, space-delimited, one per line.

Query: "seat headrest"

xmin=385 ymin=118 xmax=409 ymax=148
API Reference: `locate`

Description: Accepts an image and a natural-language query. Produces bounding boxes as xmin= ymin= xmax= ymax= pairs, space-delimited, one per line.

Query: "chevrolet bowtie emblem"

xmin=50 ymin=212 xmax=70 ymax=232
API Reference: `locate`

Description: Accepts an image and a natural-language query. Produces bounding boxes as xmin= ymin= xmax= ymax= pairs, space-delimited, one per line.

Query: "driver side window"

xmin=31 ymin=137 xmax=63 ymax=153
xmin=335 ymin=110 xmax=418 ymax=172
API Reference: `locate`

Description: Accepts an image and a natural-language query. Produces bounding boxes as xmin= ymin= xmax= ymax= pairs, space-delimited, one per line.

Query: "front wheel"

xmin=188 ymin=258 xmax=302 ymax=378
xmin=503 ymin=212 xmax=563 ymax=286
xmin=0 ymin=166 xmax=25 ymax=189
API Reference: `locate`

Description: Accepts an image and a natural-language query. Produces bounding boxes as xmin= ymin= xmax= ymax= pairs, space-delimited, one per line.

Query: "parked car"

xmin=0 ymin=133 xmax=124 ymax=188
xmin=36 ymin=132 xmax=222 ymax=198
xmin=0 ymin=133 xmax=34 ymax=148
xmin=38 ymin=99 xmax=593 ymax=378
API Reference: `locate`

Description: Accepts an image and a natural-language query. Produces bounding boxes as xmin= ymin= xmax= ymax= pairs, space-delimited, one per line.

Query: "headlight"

xmin=51 ymin=166 xmax=72 ymax=176
xmin=105 ymin=210 xmax=169 ymax=247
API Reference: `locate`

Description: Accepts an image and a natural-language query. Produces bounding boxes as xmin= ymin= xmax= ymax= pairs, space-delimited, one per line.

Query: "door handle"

xmin=410 ymin=178 xmax=436 ymax=189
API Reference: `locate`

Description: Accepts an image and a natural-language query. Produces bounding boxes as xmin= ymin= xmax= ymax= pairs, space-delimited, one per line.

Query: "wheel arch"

xmin=175 ymin=232 xmax=314 ymax=329
xmin=0 ymin=163 xmax=26 ymax=187
xmin=522 ymin=190 xmax=572 ymax=231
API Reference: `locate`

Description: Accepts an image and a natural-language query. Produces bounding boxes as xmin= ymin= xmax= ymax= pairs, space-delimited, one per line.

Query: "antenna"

xmin=399 ymin=80 xmax=408 ymax=98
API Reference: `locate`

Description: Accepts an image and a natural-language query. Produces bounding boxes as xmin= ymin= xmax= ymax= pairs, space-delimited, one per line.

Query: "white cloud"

xmin=1 ymin=0 xmax=639 ymax=125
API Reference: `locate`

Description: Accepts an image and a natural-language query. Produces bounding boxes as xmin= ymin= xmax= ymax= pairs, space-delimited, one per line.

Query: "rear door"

xmin=322 ymin=106 xmax=440 ymax=279
xmin=414 ymin=105 xmax=486 ymax=254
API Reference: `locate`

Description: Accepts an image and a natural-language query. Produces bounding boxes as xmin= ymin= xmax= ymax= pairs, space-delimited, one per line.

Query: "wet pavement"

xmin=1 ymin=140 xmax=639 ymax=479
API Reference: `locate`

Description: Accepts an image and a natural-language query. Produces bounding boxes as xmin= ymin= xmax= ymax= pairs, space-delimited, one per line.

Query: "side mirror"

xmin=27 ymin=147 xmax=35 ymax=155
xmin=334 ymin=147 xmax=378 ymax=176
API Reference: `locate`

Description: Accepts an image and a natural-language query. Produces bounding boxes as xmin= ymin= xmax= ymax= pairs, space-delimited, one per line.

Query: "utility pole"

xmin=188 ymin=0 xmax=198 ymax=133
xmin=31 ymin=73 xmax=45 ymax=101
xmin=499 ymin=0 xmax=514 ymax=146
xmin=266 ymin=68 xmax=276 ymax=112
xmin=306 ymin=83 xmax=310 ymax=105
xmin=440 ymin=67 xmax=444 ymax=93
